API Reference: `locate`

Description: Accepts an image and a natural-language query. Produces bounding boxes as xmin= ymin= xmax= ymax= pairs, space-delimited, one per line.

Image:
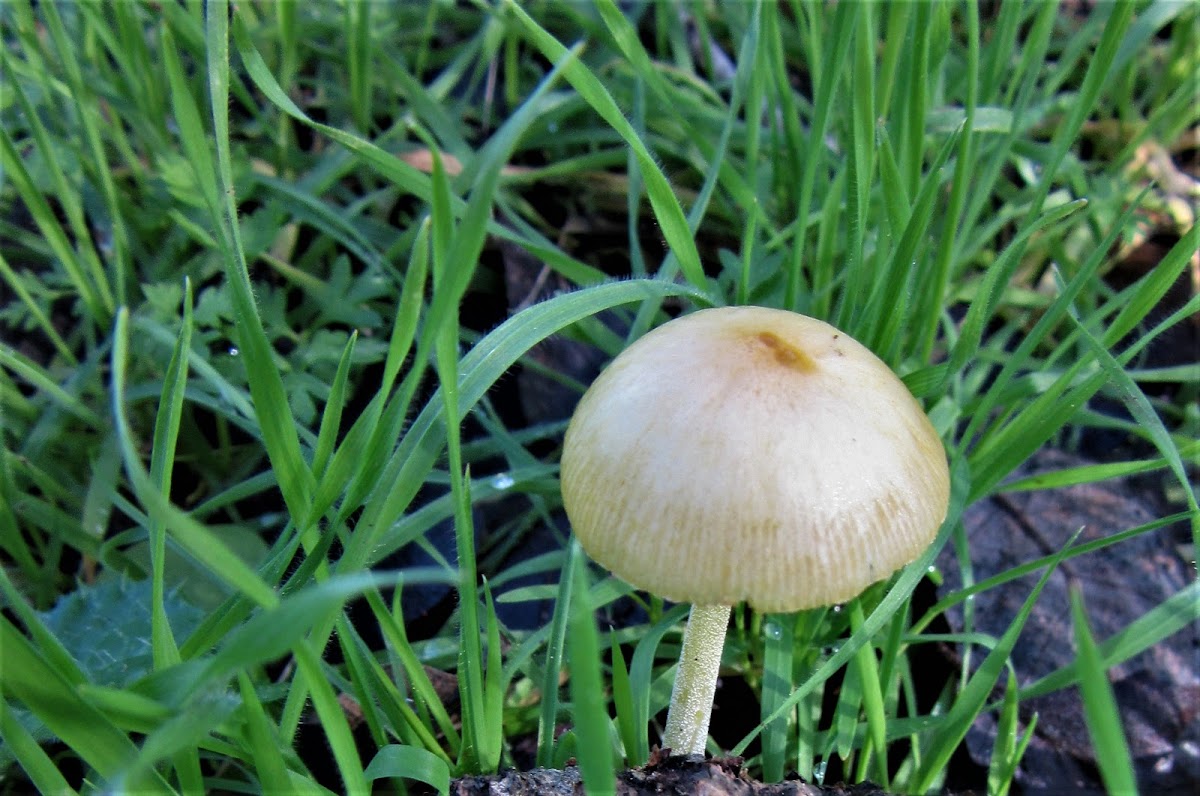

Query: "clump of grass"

xmin=1 ymin=2 xmax=1196 ymax=794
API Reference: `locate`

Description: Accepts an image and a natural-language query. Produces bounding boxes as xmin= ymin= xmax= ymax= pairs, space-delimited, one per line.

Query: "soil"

xmin=449 ymin=753 xmax=923 ymax=796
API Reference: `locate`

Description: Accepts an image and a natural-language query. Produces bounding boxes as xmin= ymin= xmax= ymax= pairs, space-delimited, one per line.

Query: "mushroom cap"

xmin=560 ymin=306 xmax=950 ymax=612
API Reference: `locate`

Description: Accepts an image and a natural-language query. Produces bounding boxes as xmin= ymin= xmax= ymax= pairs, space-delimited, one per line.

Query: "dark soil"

xmin=450 ymin=753 xmax=924 ymax=796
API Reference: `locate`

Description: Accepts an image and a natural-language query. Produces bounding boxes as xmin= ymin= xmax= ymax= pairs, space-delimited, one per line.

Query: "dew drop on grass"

xmin=763 ymin=621 xmax=782 ymax=640
xmin=490 ymin=473 xmax=515 ymax=490
xmin=228 ymin=346 xmax=240 ymax=356
xmin=832 ymin=603 xmax=843 ymax=613
xmin=813 ymin=760 xmax=827 ymax=785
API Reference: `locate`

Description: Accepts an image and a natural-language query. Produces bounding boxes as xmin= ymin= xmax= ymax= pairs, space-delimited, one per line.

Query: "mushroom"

xmin=559 ymin=306 xmax=950 ymax=756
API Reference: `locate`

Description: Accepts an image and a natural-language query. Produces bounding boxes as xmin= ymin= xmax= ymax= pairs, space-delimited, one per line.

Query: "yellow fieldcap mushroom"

xmin=560 ymin=306 xmax=950 ymax=755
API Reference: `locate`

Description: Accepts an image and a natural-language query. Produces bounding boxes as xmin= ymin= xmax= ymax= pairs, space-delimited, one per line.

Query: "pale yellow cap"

xmin=560 ymin=306 xmax=950 ymax=612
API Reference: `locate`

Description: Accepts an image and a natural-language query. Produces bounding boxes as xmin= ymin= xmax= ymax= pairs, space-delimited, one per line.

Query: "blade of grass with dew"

xmin=568 ymin=551 xmax=617 ymax=793
xmin=907 ymin=528 xmax=1084 ymax=792
xmin=503 ymin=0 xmax=706 ymax=291
xmin=205 ymin=0 xmax=315 ymax=522
xmin=325 ymin=36 xmax=589 ymax=539
xmin=760 ymin=613 xmax=794 ymax=782
xmin=1071 ymin=588 xmax=1139 ymax=796
xmin=110 ymin=309 xmax=279 ymax=609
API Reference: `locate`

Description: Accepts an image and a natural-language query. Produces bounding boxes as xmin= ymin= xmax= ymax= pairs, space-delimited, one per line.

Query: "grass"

xmin=2 ymin=1 xmax=1197 ymax=794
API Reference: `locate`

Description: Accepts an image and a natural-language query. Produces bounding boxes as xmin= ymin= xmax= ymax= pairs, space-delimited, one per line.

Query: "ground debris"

xmin=449 ymin=755 xmax=906 ymax=795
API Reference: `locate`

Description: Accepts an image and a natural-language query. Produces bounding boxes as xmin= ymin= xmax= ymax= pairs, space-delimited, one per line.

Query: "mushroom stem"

xmin=662 ymin=603 xmax=732 ymax=755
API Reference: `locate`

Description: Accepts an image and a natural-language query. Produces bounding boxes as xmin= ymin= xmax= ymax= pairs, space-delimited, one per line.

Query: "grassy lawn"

xmin=1 ymin=1 xmax=1197 ymax=794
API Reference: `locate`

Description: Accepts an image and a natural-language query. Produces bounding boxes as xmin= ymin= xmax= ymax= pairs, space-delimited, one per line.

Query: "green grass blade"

xmin=147 ymin=279 xmax=194 ymax=670
xmin=760 ymin=614 xmax=794 ymax=782
xmin=1058 ymin=270 xmax=1199 ymax=545
xmin=629 ymin=603 xmax=691 ymax=763
xmin=0 ymin=697 xmax=79 ymax=796
xmin=908 ymin=529 xmax=1083 ymax=792
xmin=610 ymin=629 xmax=638 ymax=765
xmin=0 ymin=619 xmax=155 ymax=790
xmin=567 ymin=553 xmax=616 ymax=792
xmin=850 ymin=602 xmax=888 ymax=786
xmin=1071 ymin=588 xmax=1139 ymax=796
xmin=111 ymin=308 xmax=279 ymax=609
xmin=1021 ymin=580 xmax=1200 ymax=701
xmin=310 ymin=331 xmax=357 ymax=480
xmin=504 ymin=0 xmax=706 ymax=290
xmin=537 ymin=539 xmax=580 ymax=767
xmin=292 ymin=640 xmax=368 ymax=794
xmin=206 ymin=0 xmax=315 ymax=522
xmin=736 ymin=453 xmax=970 ymax=757
xmin=237 ymin=672 xmax=295 ymax=794
xmin=364 ymin=745 xmax=451 ymax=796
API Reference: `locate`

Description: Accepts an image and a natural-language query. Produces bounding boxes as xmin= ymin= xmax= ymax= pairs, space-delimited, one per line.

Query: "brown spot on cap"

xmin=756 ymin=331 xmax=816 ymax=372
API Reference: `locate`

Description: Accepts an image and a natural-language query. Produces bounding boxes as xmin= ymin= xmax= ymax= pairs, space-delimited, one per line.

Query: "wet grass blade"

xmin=760 ymin=614 xmax=794 ymax=782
